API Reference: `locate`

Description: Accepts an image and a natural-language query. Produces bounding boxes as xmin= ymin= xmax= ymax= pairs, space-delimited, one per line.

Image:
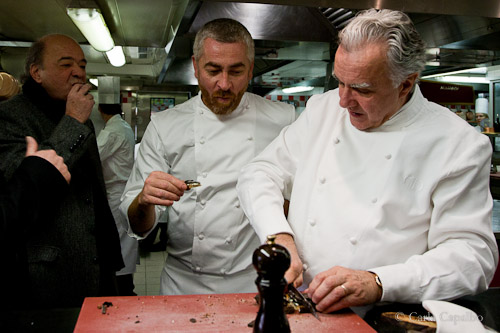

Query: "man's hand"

xmin=304 ymin=266 xmax=382 ymax=313
xmin=274 ymin=233 xmax=304 ymax=287
xmin=25 ymin=136 xmax=71 ymax=183
xmin=128 ymin=171 xmax=188 ymax=235
xmin=138 ymin=171 xmax=187 ymax=207
xmin=65 ymin=83 xmax=94 ymax=123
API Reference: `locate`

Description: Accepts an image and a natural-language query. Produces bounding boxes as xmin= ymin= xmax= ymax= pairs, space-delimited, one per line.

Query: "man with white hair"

xmin=237 ymin=9 xmax=498 ymax=313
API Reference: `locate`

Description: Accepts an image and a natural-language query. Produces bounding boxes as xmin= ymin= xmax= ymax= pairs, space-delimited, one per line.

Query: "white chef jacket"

xmin=237 ymin=85 xmax=499 ymax=304
xmin=120 ymin=92 xmax=295 ymax=294
xmin=97 ymin=114 xmax=138 ymax=276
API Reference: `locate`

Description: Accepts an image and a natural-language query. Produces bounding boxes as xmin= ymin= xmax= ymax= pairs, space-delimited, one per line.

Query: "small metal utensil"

xmin=286 ymin=283 xmax=320 ymax=321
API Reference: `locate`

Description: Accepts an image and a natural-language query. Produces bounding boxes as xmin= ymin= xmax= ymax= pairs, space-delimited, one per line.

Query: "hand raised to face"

xmin=65 ymin=83 xmax=94 ymax=123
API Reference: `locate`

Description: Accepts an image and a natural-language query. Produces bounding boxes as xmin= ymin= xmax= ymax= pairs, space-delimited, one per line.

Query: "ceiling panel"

xmin=0 ymin=0 xmax=80 ymax=41
xmin=101 ymin=0 xmax=189 ymax=47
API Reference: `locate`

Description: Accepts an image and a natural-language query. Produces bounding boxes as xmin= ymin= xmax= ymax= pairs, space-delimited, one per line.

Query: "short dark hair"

xmin=22 ymin=39 xmax=46 ymax=84
xmin=193 ymin=18 xmax=254 ymax=63
xmin=99 ymin=103 xmax=122 ymax=115
xmin=22 ymin=34 xmax=81 ymax=84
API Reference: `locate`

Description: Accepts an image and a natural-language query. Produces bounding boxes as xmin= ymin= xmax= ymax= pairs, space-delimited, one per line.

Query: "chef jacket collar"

xmin=375 ymin=84 xmax=422 ymax=131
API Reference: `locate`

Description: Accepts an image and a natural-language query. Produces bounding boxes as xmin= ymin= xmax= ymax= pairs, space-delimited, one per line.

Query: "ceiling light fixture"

xmin=282 ymin=86 xmax=314 ymax=94
xmin=106 ymin=46 xmax=126 ymax=67
xmin=436 ymin=76 xmax=490 ymax=84
xmin=67 ymin=7 xmax=114 ymax=52
xmin=421 ymin=67 xmax=488 ymax=79
xmin=89 ymin=78 xmax=98 ymax=87
xmin=67 ymin=2 xmax=126 ymax=67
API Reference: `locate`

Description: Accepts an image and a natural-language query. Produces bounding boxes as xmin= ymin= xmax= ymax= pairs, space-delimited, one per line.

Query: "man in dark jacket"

xmin=0 ymin=34 xmax=124 ymax=308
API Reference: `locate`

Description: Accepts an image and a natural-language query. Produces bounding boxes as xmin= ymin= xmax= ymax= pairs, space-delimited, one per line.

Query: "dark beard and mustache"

xmin=200 ymin=87 xmax=246 ymax=115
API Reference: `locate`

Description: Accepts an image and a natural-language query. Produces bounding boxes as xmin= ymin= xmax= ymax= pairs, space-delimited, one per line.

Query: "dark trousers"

xmin=116 ymin=274 xmax=136 ymax=296
xmin=99 ymin=268 xmax=119 ymax=297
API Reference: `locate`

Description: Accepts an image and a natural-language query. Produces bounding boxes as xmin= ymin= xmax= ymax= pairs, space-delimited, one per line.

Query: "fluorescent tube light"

xmin=282 ymin=86 xmax=314 ymax=94
xmin=106 ymin=46 xmax=126 ymax=67
xmin=437 ymin=76 xmax=490 ymax=84
xmin=421 ymin=67 xmax=487 ymax=79
xmin=67 ymin=8 xmax=114 ymax=52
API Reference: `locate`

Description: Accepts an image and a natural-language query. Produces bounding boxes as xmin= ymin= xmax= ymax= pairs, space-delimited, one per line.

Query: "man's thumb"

xmin=25 ymin=136 xmax=38 ymax=156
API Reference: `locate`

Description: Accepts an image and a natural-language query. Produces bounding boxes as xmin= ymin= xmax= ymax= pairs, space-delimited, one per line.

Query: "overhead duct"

xmin=98 ymin=76 xmax=120 ymax=104
xmin=318 ymin=8 xmax=357 ymax=30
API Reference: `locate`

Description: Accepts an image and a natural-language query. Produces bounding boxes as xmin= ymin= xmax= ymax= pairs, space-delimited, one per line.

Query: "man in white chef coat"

xmin=120 ymin=18 xmax=296 ymax=295
xmin=237 ymin=9 xmax=499 ymax=313
xmin=97 ymin=103 xmax=138 ymax=296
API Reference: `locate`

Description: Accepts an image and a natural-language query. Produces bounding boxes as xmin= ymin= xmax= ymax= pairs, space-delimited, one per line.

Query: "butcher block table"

xmin=74 ymin=293 xmax=376 ymax=332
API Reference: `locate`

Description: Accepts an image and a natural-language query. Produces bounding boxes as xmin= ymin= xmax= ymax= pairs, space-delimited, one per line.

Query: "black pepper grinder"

xmin=253 ymin=235 xmax=291 ymax=333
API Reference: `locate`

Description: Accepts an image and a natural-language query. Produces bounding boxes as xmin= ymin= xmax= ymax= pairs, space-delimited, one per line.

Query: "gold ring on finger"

xmin=340 ymin=284 xmax=348 ymax=296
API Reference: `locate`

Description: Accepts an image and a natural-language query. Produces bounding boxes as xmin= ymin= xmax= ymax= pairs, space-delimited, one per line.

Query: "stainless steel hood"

xmin=0 ymin=0 xmax=499 ymax=92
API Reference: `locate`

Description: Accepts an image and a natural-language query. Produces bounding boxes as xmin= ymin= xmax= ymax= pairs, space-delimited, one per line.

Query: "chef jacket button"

xmin=234 ymin=202 xmax=240 ymax=208
xmin=225 ymin=237 xmax=232 ymax=244
xmin=333 ymin=138 xmax=340 ymax=144
xmin=308 ymin=219 xmax=316 ymax=226
xmin=196 ymin=266 xmax=201 ymax=272
xmin=385 ymin=154 xmax=392 ymax=160
xmin=200 ymin=199 xmax=206 ymax=206
xmin=302 ymin=263 xmax=308 ymax=271
xmin=372 ymin=198 xmax=378 ymax=203
xmin=200 ymin=138 xmax=205 ymax=144
xmin=93 ymin=256 xmax=99 ymax=263
xmin=247 ymin=136 xmax=253 ymax=141
xmin=199 ymin=110 xmax=204 ymax=115
xmin=220 ymin=268 xmax=226 ymax=274
xmin=198 ymin=233 xmax=205 ymax=240
xmin=319 ymin=177 xmax=326 ymax=184
xmin=202 ymin=172 xmax=207 ymax=178
xmin=349 ymin=237 xmax=357 ymax=245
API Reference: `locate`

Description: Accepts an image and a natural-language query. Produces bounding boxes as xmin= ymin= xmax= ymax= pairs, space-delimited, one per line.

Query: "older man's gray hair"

xmin=339 ymin=9 xmax=426 ymax=88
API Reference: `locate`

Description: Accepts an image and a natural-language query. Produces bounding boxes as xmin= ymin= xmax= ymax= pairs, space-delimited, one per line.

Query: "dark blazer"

xmin=0 ymin=79 xmax=124 ymax=308
xmin=0 ymin=156 xmax=68 ymax=310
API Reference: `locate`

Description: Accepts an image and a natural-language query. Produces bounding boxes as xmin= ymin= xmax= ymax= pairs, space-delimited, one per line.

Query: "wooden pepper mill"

xmin=252 ymin=235 xmax=291 ymax=333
